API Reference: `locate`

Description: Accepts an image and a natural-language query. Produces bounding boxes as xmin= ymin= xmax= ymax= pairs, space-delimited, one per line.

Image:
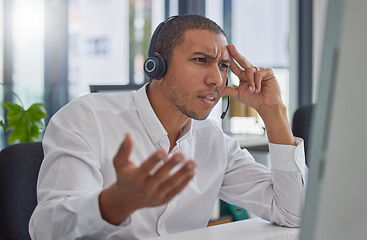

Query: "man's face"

xmin=161 ymin=29 xmax=230 ymax=120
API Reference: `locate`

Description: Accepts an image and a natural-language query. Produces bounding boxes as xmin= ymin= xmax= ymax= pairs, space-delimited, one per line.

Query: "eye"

xmin=193 ymin=57 xmax=206 ymax=63
xmin=219 ymin=63 xmax=229 ymax=70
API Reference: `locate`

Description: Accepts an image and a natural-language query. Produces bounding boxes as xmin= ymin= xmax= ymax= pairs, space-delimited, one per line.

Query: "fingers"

xmin=144 ymin=152 xmax=193 ymax=189
xmin=148 ymin=152 xmax=185 ymax=181
xmin=228 ymin=44 xmax=252 ymax=70
xmin=138 ymin=150 xmax=168 ymax=175
xmin=113 ymin=135 xmax=196 ymax=208
xmin=138 ymin=152 xmax=196 ymax=203
xmin=245 ymin=67 xmax=257 ymax=93
xmin=137 ymin=150 xmax=195 ymax=186
xmin=154 ymin=160 xmax=196 ymax=201
xmin=244 ymin=67 xmax=264 ymax=93
xmin=161 ymin=166 xmax=195 ymax=202
xmin=254 ymin=68 xmax=263 ymax=93
xmin=228 ymin=44 xmax=265 ymax=93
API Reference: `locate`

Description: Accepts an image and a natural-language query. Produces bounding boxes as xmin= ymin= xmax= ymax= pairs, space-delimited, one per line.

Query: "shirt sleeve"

xmin=219 ymin=136 xmax=308 ymax=227
xmin=29 ymin=192 xmax=126 ymax=239
xmin=29 ymin=100 xmax=128 ymax=239
xmin=269 ymin=137 xmax=308 ymax=184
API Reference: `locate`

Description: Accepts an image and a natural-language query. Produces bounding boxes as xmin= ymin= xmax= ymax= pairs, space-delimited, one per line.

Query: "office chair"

xmin=89 ymin=84 xmax=145 ymax=93
xmin=292 ymin=104 xmax=314 ymax=163
xmin=0 ymin=142 xmax=44 ymax=240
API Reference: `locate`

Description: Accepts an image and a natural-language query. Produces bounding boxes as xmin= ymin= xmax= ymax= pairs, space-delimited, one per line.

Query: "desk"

xmin=146 ymin=218 xmax=300 ymax=240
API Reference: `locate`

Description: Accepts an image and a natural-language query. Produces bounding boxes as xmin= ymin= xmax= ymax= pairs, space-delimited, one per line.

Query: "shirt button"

xmin=159 ymin=221 xmax=165 ymax=228
xmin=284 ymin=154 xmax=290 ymax=161
xmin=89 ymin=224 xmax=95 ymax=230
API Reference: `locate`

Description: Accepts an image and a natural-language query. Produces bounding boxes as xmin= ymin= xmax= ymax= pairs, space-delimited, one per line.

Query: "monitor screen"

xmin=300 ymin=0 xmax=367 ymax=239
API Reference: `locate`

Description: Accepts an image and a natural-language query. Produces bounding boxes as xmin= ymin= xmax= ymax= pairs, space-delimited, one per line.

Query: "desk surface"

xmin=146 ymin=218 xmax=300 ymax=240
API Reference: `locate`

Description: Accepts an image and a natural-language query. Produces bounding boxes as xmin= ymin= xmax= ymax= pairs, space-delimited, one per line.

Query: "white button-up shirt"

xmin=29 ymin=85 xmax=307 ymax=240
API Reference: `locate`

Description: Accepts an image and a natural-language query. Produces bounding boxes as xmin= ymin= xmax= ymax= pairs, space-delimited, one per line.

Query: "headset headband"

xmin=148 ymin=16 xmax=178 ymax=57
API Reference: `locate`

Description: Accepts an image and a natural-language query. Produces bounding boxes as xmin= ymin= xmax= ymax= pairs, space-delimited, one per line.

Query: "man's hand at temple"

xmin=223 ymin=44 xmax=296 ymax=146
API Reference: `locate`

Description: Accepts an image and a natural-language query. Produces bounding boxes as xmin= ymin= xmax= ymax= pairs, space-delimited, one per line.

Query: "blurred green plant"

xmin=0 ymin=83 xmax=48 ymax=144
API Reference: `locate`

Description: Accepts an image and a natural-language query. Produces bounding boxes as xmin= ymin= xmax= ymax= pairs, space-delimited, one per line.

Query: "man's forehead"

xmin=182 ymin=29 xmax=227 ymax=44
xmin=182 ymin=30 xmax=230 ymax=59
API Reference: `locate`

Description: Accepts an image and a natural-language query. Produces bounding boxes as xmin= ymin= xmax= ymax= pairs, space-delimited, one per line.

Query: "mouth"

xmin=199 ymin=96 xmax=216 ymax=101
xmin=198 ymin=93 xmax=219 ymax=106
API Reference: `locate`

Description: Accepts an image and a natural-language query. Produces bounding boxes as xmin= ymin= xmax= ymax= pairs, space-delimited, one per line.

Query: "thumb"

xmin=113 ymin=133 xmax=134 ymax=169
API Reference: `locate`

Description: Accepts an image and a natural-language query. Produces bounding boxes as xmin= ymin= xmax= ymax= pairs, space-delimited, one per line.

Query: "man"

xmin=30 ymin=15 xmax=307 ymax=239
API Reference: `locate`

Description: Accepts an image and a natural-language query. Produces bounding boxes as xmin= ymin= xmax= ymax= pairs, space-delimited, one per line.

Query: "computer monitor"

xmin=299 ymin=0 xmax=367 ymax=239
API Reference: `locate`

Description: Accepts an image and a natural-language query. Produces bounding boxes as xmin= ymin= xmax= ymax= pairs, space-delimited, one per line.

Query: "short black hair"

xmin=154 ymin=14 xmax=226 ymax=64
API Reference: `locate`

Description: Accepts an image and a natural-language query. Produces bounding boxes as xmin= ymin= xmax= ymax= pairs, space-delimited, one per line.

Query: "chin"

xmin=178 ymin=105 xmax=212 ymax=120
xmin=189 ymin=111 xmax=211 ymax=121
xmin=192 ymin=116 xmax=209 ymax=121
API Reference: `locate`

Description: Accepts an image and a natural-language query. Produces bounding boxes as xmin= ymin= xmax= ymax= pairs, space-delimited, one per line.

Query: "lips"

xmin=198 ymin=92 xmax=219 ymax=106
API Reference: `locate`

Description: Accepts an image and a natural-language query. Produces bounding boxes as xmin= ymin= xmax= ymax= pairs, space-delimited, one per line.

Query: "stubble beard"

xmin=165 ymin=85 xmax=211 ymax=121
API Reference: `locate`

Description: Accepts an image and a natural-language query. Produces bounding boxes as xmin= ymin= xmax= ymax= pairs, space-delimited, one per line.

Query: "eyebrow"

xmin=192 ymin=52 xmax=231 ymax=64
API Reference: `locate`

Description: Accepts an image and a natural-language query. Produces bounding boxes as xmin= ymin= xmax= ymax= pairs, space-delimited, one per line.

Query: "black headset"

xmin=144 ymin=16 xmax=177 ymax=80
xmin=221 ymin=78 xmax=230 ymax=119
xmin=144 ymin=16 xmax=230 ymax=119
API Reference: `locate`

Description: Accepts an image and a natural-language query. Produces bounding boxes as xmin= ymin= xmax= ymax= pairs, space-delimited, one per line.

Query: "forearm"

xmin=220 ymin=138 xmax=306 ymax=227
xmin=267 ymin=140 xmax=307 ymax=227
xmin=257 ymin=104 xmax=296 ymax=146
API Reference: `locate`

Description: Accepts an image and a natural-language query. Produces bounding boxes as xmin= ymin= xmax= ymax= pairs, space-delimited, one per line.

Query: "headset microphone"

xmin=221 ymin=78 xmax=230 ymax=119
xmin=221 ymin=97 xmax=230 ymax=119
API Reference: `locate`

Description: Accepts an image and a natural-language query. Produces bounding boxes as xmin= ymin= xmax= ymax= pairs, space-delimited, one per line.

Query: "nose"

xmin=204 ymin=64 xmax=225 ymax=87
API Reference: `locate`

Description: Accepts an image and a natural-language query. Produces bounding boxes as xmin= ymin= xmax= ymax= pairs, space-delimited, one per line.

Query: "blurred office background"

xmin=0 ymin=0 xmax=320 ymax=149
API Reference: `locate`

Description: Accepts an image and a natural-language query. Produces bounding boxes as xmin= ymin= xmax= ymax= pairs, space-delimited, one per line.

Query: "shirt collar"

xmin=177 ymin=118 xmax=192 ymax=142
xmin=133 ymin=84 xmax=192 ymax=144
xmin=134 ymin=84 xmax=167 ymax=143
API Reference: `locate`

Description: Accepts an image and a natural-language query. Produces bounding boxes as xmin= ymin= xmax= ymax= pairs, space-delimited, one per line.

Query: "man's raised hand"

xmin=99 ymin=134 xmax=196 ymax=225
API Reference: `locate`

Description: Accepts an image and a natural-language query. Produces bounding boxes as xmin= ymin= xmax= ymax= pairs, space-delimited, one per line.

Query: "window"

xmin=0 ymin=0 xmax=297 ymax=148
xmin=68 ymin=0 xmax=131 ymax=99
xmin=68 ymin=0 xmax=161 ymax=100
xmin=222 ymin=0 xmax=291 ymax=134
xmin=1 ymin=0 xmax=45 ymax=148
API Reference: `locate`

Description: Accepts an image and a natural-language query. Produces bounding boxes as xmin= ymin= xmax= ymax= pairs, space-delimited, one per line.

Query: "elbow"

xmin=277 ymin=214 xmax=302 ymax=228
xmin=272 ymin=205 xmax=303 ymax=228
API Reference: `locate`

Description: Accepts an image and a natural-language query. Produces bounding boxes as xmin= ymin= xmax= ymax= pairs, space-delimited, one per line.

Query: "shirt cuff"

xmin=76 ymin=192 xmax=131 ymax=238
xmin=268 ymin=137 xmax=305 ymax=171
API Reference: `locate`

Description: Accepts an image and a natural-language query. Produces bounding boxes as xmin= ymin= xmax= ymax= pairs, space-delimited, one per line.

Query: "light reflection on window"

xmin=12 ymin=0 xmax=44 ymax=109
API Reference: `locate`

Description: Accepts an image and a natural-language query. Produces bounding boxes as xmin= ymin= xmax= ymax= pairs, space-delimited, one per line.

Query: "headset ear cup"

xmin=144 ymin=55 xmax=167 ymax=79
xmin=154 ymin=55 xmax=167 ymax=79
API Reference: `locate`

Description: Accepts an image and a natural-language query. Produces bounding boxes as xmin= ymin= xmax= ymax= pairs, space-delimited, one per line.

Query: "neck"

xmin=147 ymin=83 xmax=190 ymax=152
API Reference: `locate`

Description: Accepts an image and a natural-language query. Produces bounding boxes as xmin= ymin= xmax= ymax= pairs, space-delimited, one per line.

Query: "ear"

xmin=153 ymin=52 xmax=166 ymax=82
xmin=149 ymin=76 xmax=164 ymax=85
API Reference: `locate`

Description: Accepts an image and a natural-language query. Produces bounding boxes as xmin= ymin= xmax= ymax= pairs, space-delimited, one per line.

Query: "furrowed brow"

xmin=192 ymin=52 xmax=215 ymax=59
xmin=221 ymin=59 xmax=231 ymax=65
